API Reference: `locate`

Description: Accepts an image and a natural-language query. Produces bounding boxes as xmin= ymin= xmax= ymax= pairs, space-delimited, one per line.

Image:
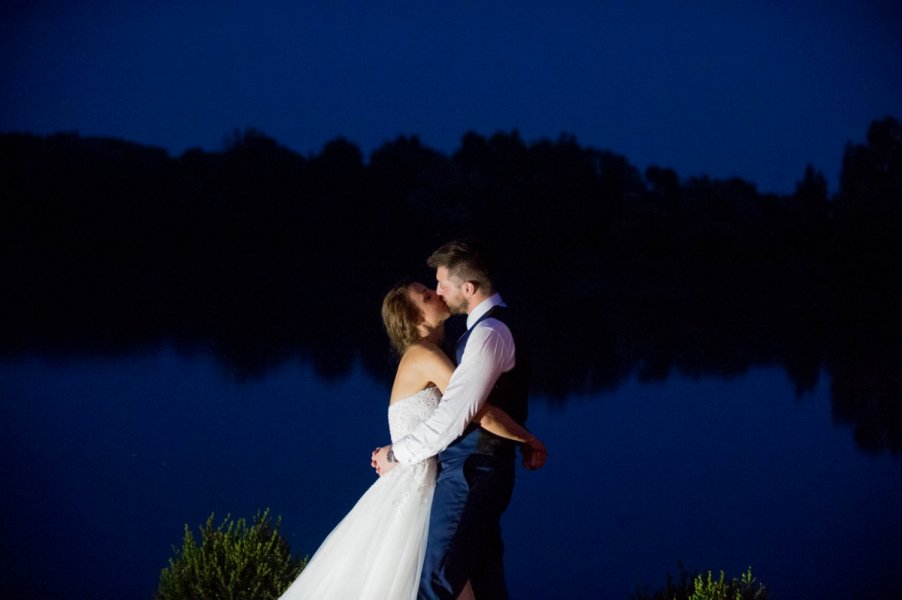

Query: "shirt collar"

xmin=466 ymin=293 xmax=506 ymax=330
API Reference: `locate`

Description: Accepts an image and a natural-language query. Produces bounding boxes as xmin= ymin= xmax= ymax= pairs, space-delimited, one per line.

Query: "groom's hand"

xmin=371 ymin=445 xmax=398 ymax=477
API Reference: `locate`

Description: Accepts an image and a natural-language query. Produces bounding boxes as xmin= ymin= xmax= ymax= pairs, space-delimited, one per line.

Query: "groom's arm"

xmin=390 ymin=319 xmax=515 ymax=465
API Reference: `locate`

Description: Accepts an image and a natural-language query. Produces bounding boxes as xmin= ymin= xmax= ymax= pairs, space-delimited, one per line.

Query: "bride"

xmin=278 ymin=281 xmax=547 ymax=599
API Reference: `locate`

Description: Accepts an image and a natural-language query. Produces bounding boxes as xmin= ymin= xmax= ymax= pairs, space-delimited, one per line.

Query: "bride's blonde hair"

xmin=381 ymin=282 xmax=423 ymax=356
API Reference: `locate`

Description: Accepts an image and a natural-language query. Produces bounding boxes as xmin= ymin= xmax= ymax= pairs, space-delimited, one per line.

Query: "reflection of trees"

xmin=1 ymin=118 xmax=900 ymax=454
xmin=829 ymin=117 xmax=902 ymax=454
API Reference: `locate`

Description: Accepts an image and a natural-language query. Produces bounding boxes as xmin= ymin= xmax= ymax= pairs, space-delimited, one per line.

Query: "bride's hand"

xmin=520 ymin=437 xmax=547 ymax=470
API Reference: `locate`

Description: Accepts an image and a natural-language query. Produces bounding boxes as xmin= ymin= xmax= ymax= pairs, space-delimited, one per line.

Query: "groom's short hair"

xmin=427 ymin=240 xmax=494 ymax=294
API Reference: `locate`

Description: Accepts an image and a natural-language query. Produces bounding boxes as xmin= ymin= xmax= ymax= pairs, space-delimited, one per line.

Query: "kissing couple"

xmin=279 ymin=240 xmax=547 ymax=599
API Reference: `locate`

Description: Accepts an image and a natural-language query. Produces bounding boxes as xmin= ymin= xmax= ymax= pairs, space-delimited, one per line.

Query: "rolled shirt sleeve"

xmin=391 ymin=318 xmax=515 ymax=464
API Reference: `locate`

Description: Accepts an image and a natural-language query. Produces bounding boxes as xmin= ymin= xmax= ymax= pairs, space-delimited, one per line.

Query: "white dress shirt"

xmin=392 ymin=293 xmax=516 ymax=464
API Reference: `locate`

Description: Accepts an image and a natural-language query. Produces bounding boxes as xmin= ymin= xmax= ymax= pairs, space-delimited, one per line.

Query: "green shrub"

xmin=688 ymin=567 xmax=768 ymax=600
xmin=631 ymin=565 xmax=768 ymax=600
xmin=156 ymin=508 xmax=306 ymax=600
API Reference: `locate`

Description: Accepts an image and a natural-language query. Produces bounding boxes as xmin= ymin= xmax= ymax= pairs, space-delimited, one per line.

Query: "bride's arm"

xmin=472 ymin=405 xmax=547 ymax=469
xmin=414 ymin=343 xmax=547 ymax=468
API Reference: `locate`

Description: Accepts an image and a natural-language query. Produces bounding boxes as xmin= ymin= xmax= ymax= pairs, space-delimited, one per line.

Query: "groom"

xmin=372 ymin=240 xmax=535 ymax=599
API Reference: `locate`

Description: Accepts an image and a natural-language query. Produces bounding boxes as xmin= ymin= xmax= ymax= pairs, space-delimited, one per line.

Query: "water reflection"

xmin=2 ymin=351 xmax=900 ymax=599
xmin=4 ymin=263 xmax=901 ymax=458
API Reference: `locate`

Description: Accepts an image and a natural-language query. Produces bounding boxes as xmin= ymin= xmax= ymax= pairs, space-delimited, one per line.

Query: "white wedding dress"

xmin=279 ymin=386 xmax=475 ymax=599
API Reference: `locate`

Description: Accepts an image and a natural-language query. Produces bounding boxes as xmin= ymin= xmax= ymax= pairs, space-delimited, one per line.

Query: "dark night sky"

xmin=2 ymin=0 xmax=901 ymax=193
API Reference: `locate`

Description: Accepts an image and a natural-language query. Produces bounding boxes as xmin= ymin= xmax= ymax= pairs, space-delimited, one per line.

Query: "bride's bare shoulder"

xmin=405 ymin=338 xmax=441 ymax=355
xmin=401 ymin=340 xmax=449 ymax=367
xmin=390 ymin=339 xmax=454 ymax=402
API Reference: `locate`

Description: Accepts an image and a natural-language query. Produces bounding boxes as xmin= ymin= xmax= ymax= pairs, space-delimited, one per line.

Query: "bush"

xmin=688 ymin=568 xmax=768 ymax=600
xmin=156 ymin=509 xmax=306 ymax=600
xmin=631 ymin=565 xmax=768 ymax=600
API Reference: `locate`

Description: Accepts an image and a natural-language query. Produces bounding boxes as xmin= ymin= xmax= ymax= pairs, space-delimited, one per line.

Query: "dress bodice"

xmin=388 ymin=386 xmax=441 ymax=443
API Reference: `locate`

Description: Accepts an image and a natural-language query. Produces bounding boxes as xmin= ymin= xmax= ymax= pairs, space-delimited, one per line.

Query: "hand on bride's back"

xmin=371 ymin=445 xmax=397 ymax=476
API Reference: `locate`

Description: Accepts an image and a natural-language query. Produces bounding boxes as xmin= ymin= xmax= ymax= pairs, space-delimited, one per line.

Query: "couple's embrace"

xmin=279 ymin=241 xmax=547 ymax=599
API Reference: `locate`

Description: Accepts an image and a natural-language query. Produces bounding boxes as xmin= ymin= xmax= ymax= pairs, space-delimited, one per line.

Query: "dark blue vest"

xmin=441 ymin=305 xmax=530 ymax=460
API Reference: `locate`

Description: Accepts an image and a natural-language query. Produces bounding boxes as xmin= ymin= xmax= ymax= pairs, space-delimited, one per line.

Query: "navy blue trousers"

xmin=419 ymin=443 xmax=515 ymax=600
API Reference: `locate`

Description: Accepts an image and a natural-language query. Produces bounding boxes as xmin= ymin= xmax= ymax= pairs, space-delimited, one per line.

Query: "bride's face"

xmin=407 ymin=282 xmax=450 ymax=327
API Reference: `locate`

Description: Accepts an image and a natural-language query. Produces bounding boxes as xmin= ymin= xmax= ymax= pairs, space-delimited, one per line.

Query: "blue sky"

xmin=2 ymin=0 xmax=900 ymax=193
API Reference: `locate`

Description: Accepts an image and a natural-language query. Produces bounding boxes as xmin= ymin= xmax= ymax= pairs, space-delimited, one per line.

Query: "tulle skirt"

xmin=279 ymin=458 xmax=437 ymax=600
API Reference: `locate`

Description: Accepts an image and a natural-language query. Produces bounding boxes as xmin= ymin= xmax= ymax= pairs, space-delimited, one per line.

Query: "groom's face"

xmin=435 ymin=266 xmax=468 ymax=315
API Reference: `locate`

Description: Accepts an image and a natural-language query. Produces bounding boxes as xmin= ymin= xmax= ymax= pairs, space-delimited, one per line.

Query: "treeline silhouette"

xmin=1 ymin=117 xmax=900 ymax=454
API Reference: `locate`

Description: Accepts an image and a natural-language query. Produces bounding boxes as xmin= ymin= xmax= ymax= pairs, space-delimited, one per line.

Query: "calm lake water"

xmin=2 ymin=347 xmax=901 ymax=599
